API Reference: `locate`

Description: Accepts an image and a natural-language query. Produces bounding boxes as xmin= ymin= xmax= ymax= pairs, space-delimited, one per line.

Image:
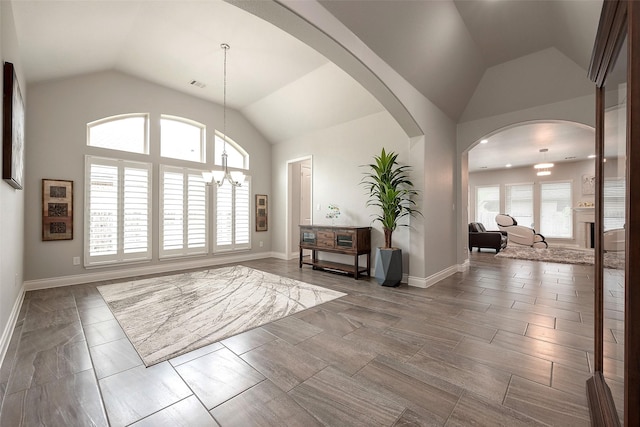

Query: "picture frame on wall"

xmin=582 ymin=174 xmax=595 ymax=195
xmin=42 ymin=179 xmax=73 ymax=241
xmin=2 ymin=62 xmax=25 ymax=190
xmin=256 ymin=194 xmax=268 ymax=232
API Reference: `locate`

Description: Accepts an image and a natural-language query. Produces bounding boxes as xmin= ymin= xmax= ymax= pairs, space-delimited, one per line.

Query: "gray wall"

xmin=0 ymin=1 xmax=26 ymax=363
xmin=469 ymin=159 xmax=596 ymax=246
xmin=24 ymin=70 xmax=272 ymax=282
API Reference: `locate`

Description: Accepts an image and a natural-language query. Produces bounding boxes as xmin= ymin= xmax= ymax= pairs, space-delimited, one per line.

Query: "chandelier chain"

xmin=222 ymin=43 xmax=229 ymax=155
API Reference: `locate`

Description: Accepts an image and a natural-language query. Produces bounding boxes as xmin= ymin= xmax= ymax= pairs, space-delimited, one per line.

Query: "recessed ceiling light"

xmin=537 ymin=171 xmax=551 ymax=176
xmin=588 ymin=154 xmax=596 ymax=159
xmin=505 ymin=164 xmax=512 ymax=168
xmin=480 ymin=139 xmax=488 ymax=144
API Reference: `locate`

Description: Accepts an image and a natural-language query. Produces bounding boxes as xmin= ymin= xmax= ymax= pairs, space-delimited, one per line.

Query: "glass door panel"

xmin=602 ymin=35 xmax=627 ymax=422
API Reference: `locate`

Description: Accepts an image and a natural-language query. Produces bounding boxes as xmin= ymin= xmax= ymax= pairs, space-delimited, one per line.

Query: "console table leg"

xmin=366 ymin=252 xmax=371 ymax=277
xmin=355 ymin=255 xmax=359 ymax=280
xmin=299 ymin=246 xmax=303 ymax=268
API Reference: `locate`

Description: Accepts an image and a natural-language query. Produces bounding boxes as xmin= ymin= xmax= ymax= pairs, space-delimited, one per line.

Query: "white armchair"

xmin=495 ymin=214 xmax=548 ymax=249
xmin=604 ymin=228 xmax=625 ymax=252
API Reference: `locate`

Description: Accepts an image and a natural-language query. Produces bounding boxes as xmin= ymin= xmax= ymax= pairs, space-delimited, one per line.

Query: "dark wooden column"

xmin=625 ymin=2 xmax=640 ymax=425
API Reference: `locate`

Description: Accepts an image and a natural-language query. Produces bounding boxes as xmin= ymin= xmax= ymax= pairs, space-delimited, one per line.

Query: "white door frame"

xmin=286 ymin=155 xmax=313 ymax=259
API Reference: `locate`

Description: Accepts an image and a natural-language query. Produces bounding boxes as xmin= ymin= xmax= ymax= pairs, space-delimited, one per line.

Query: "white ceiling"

xmin=468 ymin=121 xmax=595 ymax=172
xmin=10 ymin=0 xmax=604 ymax=155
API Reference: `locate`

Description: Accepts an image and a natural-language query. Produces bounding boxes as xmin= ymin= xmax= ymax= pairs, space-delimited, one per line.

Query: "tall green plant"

xmin=361 ymin=148 xmax=420 ymax=249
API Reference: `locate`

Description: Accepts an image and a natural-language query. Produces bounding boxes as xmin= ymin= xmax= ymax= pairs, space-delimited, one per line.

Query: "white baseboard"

xmin=407 ymin=264 xmax=460 ymax=288
xmin=23 ymin=252 xmax=278 ymax=291
xmin=0 ymin=285 xmax=25 ymax=369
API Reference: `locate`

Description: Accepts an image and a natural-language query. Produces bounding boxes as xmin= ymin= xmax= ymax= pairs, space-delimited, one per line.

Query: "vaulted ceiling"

xmin=10 ymin=0 xmax=603 ymax=151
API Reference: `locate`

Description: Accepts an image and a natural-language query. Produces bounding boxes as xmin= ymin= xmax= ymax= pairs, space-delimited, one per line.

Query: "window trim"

xmin=160 ymin=115 xmax=206 ymax=163
xmin=475 ymin=184 xmax=501 ymax=231
xmin=505 ymin=182 xmax=534 ymax=229
xmin=159 ymin=164 xmax=210 ymax=259
xmin=539 ymin=180 xmax=574 ymax=239
xmin=213 ymin=176 xmax=252 ymax=253
xmin=214 ymin=131 xmax=249 ymax=170
xmin=87 ymin=113 xmax=149 ymax=155
xmin=84 ymin=155 xmax=152 ymax=267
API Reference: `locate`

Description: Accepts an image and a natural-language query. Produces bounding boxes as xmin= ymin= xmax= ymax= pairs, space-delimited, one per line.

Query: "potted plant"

xmin=362 ymin=148 xmax=420 ymax=286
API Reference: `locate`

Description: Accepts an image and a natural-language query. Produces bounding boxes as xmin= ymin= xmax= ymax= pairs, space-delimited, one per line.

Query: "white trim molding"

xmin=0 ymin=285 xmax=25 ymax=369
xmin=23 ymin=252 xmax=277 ymax=291
xmin=408 ymin=264 xmax=460 ymax=288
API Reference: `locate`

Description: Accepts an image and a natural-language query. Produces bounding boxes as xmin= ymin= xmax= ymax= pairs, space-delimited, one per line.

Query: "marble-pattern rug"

xmin=97 ymin=265 xmax=346 ymax=366
xmin=495 ymin=245 xmax=625 ymax=269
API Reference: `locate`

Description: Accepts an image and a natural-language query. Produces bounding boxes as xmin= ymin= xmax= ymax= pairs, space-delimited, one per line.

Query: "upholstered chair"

xmin=468 ymin=222 xmax=508 ymax=253
xmin=604 ymin=228 xmax=625 ymax=252
xmin=495 ymin=214 xmax=548 ymax=249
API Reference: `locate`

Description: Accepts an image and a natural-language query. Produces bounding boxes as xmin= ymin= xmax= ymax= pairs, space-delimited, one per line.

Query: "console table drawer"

xmin=316 ymin=231 xmax=335 ymax=248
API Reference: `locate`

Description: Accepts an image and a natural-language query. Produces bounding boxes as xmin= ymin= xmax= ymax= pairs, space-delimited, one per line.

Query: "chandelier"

xmin=203 ymin=43 xmax=245 ymax=187
xmin=534 ymin=148 xmax=553 ymax=176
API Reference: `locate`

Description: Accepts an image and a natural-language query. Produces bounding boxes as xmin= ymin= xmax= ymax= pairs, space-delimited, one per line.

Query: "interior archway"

xmin=463 ymin=120 xmax=596 ymax=249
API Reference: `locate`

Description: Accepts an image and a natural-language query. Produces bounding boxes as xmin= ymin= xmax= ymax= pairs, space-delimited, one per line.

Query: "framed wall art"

xmin=256 ymin=194 xmax=268 ymax=231
xmin=582 ymin=174 xmax=595 ymax=195
xmin=42 ymin=179 xmax=73 ymax=241
xmin=3 ymin=62 xmax=25 ymax=190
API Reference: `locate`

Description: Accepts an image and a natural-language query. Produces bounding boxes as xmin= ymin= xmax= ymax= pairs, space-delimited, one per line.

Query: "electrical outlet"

xmin=15 ymin=273 xmax=19 ymax=288
xmin=259 ymin=241 xmax=264 ymax=247
xmin=73 ymin=256 xmax=80 ymax=265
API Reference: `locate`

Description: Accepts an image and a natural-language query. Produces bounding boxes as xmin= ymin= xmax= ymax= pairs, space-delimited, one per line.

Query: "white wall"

xmin=271 ymin=111 xmax=413 ymax=268
xmin=469 ymin=159 xmax=596 ymax=246
xmin=0 ymin=1 xmax=26 ymax=367
xmin=24 ymin=70 xmax=272 ymax=283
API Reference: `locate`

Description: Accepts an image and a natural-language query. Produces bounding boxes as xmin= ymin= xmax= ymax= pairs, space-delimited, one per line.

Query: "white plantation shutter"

xmin=187 ymin=173 xmax=207 ymax=248
xmin=160 ymin=166 xmax=208 ymax=257
xmin=540 ymin=181 xmax=573 ymax=238
xmin=505 ymin=184 xmax=534 ymax=228
xmin=85 ymin=156 xmax=151 ymax=266
xmin=235 ymin=183 xmax=250 ymax=245
xmin=214 ymin=177 xmax=251 ymax=252
xmin=604 ymin=178 xmax=626 ymax=230
xmin=216 ymin=181 xmax=233 ymax=247
xmin=123 ymin=167 xmax=150 ymax=254
xmin=88 ymin=163 xmax=118 ymax=258
xmin=162 ymin=171 xmax=184 ymax=251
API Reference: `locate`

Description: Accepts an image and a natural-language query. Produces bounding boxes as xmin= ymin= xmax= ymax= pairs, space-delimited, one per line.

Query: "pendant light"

xmin=203 ymin=43 xmax=245 ymax=187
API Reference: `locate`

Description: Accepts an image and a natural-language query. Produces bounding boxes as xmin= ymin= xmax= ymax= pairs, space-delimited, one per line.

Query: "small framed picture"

xmin=256 ymin=194 xmax=268 ymax=232
xmin=42 ymin=179 xmax=73 ymax=241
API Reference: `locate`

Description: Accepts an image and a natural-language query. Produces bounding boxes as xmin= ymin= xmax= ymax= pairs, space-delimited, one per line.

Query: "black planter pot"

xmin=374 ymin=247 xmax=402 ymax=287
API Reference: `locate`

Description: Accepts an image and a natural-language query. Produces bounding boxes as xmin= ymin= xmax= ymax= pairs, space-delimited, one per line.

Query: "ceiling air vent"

xmin=189 ymin=80 xmax=206 ymax=89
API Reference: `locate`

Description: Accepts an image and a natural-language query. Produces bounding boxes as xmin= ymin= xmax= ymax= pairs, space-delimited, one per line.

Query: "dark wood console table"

xmin=299 ymin=225 xmax=372 ymax=279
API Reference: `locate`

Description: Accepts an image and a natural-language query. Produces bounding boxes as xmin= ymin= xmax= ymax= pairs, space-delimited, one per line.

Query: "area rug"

xmin=97 ymin=265 xmax=346 ymax=366
xmin=495 ymin=245 xmax=625 ymax=269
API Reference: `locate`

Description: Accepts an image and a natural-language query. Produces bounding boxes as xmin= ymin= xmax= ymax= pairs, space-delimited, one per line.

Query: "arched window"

xmin=161 ymin=115 xmax=206 ymax=163
xmin=214 ymin=132 xmax=248 ymax=169
xmin=87 ymin=114 xmax=148 ymax=154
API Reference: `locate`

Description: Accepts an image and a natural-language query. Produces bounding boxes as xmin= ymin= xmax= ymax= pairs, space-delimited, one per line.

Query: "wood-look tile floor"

xmin=0 ymin=252 xmax=608 ymax=426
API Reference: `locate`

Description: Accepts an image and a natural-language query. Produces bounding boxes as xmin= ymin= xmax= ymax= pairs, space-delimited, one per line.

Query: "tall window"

xmin=87 ymin=114 xmax=148 ymax=154
xmin=476 ymin=185 xmax=500 ymax=230
xmin=505 ymin=184 xmax=534 ymax=228
xmin=161 ymin=116 xmax=205 ymax=163
xmin=159 ymin=166 xmax=208 ymax=258
xmin=215 ymin=133 xmax=248 ymax=169
xmin=604 ymin=178 xmax=626 ymax=230
xmin=540 ymin=181 xmax=573 ymax=238
xmin=84 ymin=156 xmax=152 ymax=266
xmin=215 ymin=178 xmax=250 ymax=252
